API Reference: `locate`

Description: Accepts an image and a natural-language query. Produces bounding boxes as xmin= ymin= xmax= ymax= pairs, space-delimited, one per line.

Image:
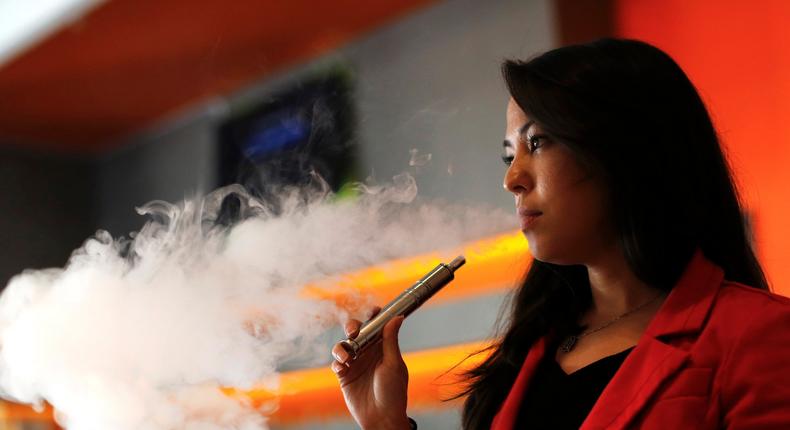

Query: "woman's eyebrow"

xmin=519 ymin=120 xmax=535 ymax=136
xmin=504 ymin=120 xmax=535 ymax=148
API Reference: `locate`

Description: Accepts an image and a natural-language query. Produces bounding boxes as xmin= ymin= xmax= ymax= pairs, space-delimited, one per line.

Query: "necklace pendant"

xmin=560 ymin=335 xmax=577 ymax=353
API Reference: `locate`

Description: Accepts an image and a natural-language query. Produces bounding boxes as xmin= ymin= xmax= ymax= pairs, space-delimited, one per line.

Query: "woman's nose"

xmin=503 ymin=159 xmax=533 ymax=195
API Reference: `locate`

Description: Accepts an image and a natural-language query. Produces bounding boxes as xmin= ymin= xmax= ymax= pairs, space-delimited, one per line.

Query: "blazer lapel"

xmin=580 ymin=338 xmax=689 ymax=429
xmin=490 ymin=336 xmax=548 ymax=430
xmin=582 ymin=249 xmax=723 ymax=429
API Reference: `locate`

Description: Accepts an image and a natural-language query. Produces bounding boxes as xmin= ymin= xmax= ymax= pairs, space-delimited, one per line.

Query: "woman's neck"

xmin=584 ymin=247 xmax=663 ymax=319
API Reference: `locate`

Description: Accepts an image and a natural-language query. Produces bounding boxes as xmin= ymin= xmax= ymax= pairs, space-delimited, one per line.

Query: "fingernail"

xmin=334 ymin=350 xmax=348 ymax=363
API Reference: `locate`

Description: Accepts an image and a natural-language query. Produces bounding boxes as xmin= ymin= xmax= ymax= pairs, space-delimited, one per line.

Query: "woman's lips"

xmin=517 ymin=208 xmax=542 ymax=230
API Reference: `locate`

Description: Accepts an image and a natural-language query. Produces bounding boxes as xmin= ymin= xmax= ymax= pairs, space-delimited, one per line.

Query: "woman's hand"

xmin=331 ymin=308 xmax=411 ymax=430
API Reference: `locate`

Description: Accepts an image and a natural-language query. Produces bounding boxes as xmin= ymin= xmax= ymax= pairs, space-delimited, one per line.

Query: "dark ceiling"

xmin=0 ymin=0 xmax=434 ymax=153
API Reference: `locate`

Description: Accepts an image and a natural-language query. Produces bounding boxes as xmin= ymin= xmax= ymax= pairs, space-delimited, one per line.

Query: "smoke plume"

xmin=0 ymin=173 xmax=510 ymax=430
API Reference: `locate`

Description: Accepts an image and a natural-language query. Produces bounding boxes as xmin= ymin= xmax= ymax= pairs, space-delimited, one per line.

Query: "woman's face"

xmin=503 ymin=98 xmax=616 ymax=265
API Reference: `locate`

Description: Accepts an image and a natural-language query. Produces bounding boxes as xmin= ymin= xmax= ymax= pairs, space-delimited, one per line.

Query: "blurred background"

xmin=1 ymin=0 xmax=789 ymax=428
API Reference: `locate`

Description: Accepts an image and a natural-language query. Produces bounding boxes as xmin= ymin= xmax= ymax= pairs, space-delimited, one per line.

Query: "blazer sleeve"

xmin=719 ymin=296 xmax=790 ymax=429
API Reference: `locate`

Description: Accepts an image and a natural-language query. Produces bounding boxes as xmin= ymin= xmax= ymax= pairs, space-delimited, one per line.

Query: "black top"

xmin=515 ymin=346 xmax=634 ymax=429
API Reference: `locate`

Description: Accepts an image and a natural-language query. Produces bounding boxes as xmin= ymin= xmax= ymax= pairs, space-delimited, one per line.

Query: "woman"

xmin=331 ymin=38 xmax=790 ymax=429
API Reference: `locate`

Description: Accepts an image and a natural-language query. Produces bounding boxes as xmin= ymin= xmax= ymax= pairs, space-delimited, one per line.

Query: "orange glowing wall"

xmin=615 ymin=0 xmax=790 ymax=296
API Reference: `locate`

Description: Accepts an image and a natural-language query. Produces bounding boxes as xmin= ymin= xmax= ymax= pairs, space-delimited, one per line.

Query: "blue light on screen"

xmin=242 ymin=114 xmax=311 ymax=160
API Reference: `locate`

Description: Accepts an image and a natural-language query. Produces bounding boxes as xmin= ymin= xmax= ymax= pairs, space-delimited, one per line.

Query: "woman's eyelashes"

xmin=502 ymin=134 xmax=549 ymax=166
xmin=501 ymin=144 xmax=515 ymax=166
xmin=526 ymin=134 xmax=548 ymax=153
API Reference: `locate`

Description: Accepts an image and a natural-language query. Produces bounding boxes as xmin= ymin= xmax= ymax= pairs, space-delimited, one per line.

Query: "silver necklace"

xmin=559 ymin=292 xmax=664 ymax=353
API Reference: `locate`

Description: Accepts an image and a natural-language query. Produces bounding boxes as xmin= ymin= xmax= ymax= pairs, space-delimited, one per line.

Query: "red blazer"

xmin=491 ymin=250 xmax=790 ymax=429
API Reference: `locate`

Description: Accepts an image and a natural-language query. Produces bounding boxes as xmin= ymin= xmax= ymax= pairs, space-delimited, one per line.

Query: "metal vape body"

xmin=339 ymin=255 xmax=466 ymax=360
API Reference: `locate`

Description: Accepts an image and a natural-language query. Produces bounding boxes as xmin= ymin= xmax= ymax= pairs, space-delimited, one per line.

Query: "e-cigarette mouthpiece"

xmin=338 ymin=255 xmax=466 ymax=361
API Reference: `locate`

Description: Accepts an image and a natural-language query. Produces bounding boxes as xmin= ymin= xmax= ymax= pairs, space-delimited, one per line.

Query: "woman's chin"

xmin=522 ymin=233 xmax=544 ymax=259
xmin=526 ymin=244 xmax=578 ymax=266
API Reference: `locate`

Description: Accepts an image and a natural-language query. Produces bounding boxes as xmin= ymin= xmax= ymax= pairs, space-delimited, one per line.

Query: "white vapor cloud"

xmin=0 ymin=173 xmax=510 ymax=429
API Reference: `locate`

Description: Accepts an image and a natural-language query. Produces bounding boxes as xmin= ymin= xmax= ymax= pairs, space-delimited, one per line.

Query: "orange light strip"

xmin=304 ymin=230 xmax=530 ymax=313
xmin=4 ymin=341 xmax=492 ymax=425
xmin=240 ymin=340 xmax=492 ymax=425
xmin=0 ymin=401 xmax=56 ymax=425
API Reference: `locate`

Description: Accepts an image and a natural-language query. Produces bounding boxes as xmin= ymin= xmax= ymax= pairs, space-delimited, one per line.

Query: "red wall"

xmin=616 ymin=0 xmax=790 ymax=296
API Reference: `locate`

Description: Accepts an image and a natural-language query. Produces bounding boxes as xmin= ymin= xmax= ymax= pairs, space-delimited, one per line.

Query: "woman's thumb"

xmin=382 ymin=315 xmax=405 ymax=364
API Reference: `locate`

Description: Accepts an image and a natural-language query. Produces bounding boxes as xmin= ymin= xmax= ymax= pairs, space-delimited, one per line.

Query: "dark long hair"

xmin=459 ymin=38 xmax=769 ymax=429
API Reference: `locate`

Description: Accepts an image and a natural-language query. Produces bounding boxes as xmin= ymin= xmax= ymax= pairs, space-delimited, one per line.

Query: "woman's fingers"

xmin=344 ymin=306 xmax=383 ymax=338
xmin=381 ymin=316 xmax=405 ymax=367
xmin=334 ymin=306 xmax=388 ymax=366
xmin=332 ymin=342 xmax=352 ymax=365
xmin=344 ymin=320 xmax=361 ymax=338
xmin=331 ymin=359 xmax=348 ymax=377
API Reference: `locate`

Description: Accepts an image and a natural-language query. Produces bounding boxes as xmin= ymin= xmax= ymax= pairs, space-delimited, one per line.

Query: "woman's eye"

xmin=501 ymin=154 xmax=514 ymax=166
xmin=527 ymin=134 xmax=548 ymax=153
